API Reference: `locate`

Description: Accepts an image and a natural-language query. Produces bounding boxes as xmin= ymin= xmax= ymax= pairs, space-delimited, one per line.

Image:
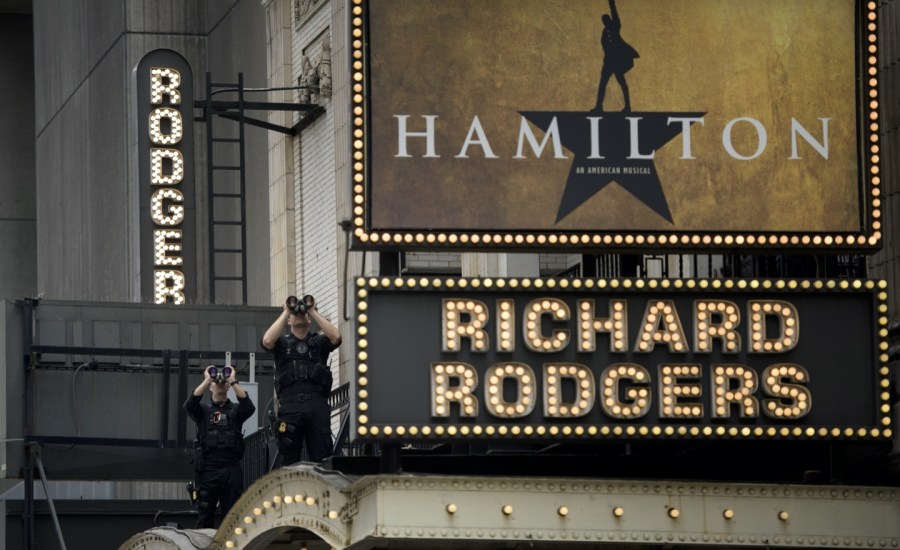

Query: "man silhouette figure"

xmin=594 ymin=0 xmax=640 ymax=112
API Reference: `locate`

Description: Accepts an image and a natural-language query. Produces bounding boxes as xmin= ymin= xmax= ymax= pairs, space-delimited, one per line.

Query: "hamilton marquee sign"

xmin=349 ymin=0 xmax=882 ymax=251
xmin=352 ymin=277 xmax=892 ymax=442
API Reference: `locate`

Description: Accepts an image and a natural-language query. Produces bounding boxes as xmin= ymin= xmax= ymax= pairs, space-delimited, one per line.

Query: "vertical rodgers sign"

xmin=136 ymin=50 xmax=196 ymax=304
xmin=350 ymin=0 xmax=882 ymax=252
xmin=353 ymin=277 xmax=892 ymax=442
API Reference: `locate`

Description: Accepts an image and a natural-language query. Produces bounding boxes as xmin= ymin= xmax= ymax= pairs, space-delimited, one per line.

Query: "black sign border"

xmin=135 ymin=49 xmax=197 ymax=304
xmin=352 ymin=276 xmax=892 ymax=442
xmin=348 ymin=0 xmax=882 ymax=253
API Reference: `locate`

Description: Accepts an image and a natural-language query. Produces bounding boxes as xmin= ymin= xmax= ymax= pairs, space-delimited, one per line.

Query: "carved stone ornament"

xmin=318 ymin=32 xmax=332 ymax=98
xmin=294 ymin=0 xmax=324 ymax=27
xmin=298 ymin=32 xmax=332 ymax=104
xmin=299 ymin=55 xmax=315 ymax=104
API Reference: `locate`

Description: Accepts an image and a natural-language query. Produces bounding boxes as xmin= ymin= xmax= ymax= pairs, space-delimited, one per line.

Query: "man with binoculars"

xmin=261 ymin=293 xmax=342 ymax=465
xmin=183 ymin=364 xmax=256 ymax=528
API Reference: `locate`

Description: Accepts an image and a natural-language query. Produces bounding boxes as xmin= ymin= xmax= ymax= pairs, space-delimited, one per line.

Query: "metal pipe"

xmin=22 ymin=299 xmax=36 ymax=550
xmin=24 ymin=444 xmax=34 ymax=550
xmin=238 ymin=72 xmax=249 ymax=305
xmin=34 ymin=447 xmax=68 ymax=550
xmin=161 ymin=349 xmax=171 ymax=447
xmin=176 ymin=350 xmax=189 ymax=448
xmin=206 ymin=72 xmax=216 ymax=303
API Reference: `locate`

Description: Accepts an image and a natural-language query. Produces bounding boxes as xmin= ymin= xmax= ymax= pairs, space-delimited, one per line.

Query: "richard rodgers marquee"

xmin=352 ymin=277 xmax=892 ymax=442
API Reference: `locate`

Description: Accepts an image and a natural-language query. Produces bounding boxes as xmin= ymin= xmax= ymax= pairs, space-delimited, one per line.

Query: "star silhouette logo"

xmin=518 ymin=111 xmax=705 ymax=224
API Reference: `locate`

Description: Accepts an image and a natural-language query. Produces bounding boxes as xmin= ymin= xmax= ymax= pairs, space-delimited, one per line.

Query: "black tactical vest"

xmin=199 ymin=401 xmax=243 ymax=455
xmin=274 ymin=333 xmax=332 ymax=393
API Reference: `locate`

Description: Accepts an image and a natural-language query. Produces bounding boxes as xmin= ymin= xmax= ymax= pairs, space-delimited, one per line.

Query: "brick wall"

xmin=404 ymin=252 xmax=462 ymax=273
xmin=292 ymin=0 xmax=342 ymax=382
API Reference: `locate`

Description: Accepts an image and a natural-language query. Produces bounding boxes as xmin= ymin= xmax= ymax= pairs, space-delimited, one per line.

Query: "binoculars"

xmin=208 ymin=366 xmax=233 ymax=383
xmin=286 ymin=294 xmax=315 ymax=315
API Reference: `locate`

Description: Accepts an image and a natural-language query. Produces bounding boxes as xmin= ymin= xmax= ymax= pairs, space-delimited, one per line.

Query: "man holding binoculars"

xmin=183 ymin=364 xmax=256 ymax=528
xmin=261 ymin=293 xmax=342 ymax=465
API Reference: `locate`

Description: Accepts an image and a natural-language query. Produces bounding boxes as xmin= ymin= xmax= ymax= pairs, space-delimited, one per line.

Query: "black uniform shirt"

xmin=184 ymin=394 xmax=256 ymax=468
xmin=263 ymin=332 xmax=337 ymax=397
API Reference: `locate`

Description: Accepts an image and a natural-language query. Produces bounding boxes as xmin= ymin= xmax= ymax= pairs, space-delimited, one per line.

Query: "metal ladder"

xmin=197 ymin=73 xmax=325 ymax=304
xmin=202 ymin=73 xmax=249 ymax=304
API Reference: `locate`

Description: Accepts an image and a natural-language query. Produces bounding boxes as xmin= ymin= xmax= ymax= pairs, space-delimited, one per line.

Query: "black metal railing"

xmin=24 ymin=342 xmax=358 ymax=492
xmin=241 ymin=428 xmax=273 ymax=488
xmin=240 ymin=382 xmax=352 ymax=486
xmin=24 ymin=345 xmax=274 ymax=450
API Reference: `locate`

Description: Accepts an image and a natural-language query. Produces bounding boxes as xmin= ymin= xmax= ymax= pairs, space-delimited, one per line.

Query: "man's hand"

xmin=263 ymin=302 xmax=293 ymax=350
xmin=193 ymin=366 xmax=215 ymax=397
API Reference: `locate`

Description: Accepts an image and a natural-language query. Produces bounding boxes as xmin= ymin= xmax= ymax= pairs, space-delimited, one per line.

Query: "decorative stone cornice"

xmin=121 ymin=467 xmax=900 ymax=550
